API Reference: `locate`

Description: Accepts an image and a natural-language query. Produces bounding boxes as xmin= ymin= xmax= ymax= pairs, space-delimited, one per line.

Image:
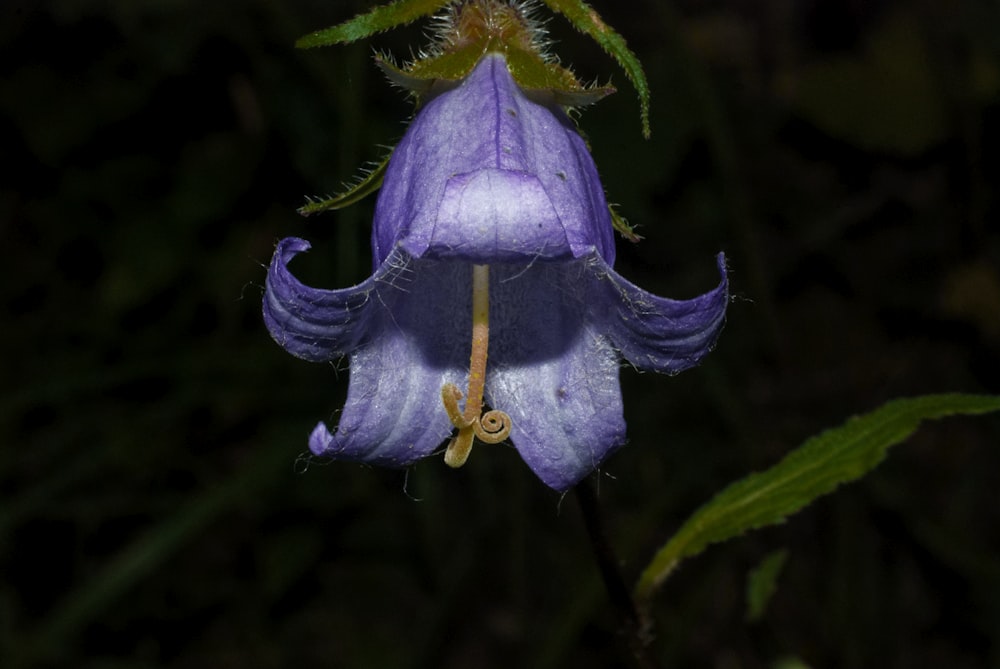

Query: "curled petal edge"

xmin=601 ymin=252 xmax=729 ymax=374
xmin=263 ymin=237 xmax=381 ymax=362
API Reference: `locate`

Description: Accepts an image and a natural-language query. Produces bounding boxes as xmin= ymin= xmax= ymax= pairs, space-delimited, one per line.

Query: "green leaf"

xmin=295 ymin=0 xmax=450 ymax=48
xmin=745 ymin=548 xmax=788 ymax=622
xmin=634 ymin=394 xmax=1000 ymax=604
xmin=298 ymin=150 xmax=392 ymax=216
xmin=542 ymin=0 xmax=651 ymax=137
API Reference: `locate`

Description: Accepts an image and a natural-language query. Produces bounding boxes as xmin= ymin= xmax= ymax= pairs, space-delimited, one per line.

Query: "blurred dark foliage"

xmin=2 ymin=1 xmax=999 ymax=667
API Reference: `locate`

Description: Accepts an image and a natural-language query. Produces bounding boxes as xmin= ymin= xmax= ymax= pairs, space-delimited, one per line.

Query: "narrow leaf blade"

xmin=634 ymin=394 xmax=1000 ymax=603
xmin=542 ymin=0 xmax=651 ymax=137
xmin=296 ymin=0 xmax=450 ymax=48
xmin=298 ymin=151 xmax=391 ymax=216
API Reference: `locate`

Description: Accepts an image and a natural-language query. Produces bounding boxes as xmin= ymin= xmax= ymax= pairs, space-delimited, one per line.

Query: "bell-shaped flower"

xmin=264 ymin=53 xmax=727 ymax=491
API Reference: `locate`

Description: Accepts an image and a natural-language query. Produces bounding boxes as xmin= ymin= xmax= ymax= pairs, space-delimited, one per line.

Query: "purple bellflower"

xmin=264 ymin=53 xmax=728 ymax=491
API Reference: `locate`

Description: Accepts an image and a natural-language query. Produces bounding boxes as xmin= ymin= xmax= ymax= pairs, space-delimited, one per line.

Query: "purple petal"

xmin=429 ymin=169 xmax=570 ymax=261
xmin=486 ymin=262 xmax=626 ymax=491
xmin=263 ymin=237 xmax=378 ymax=362
xmin=308 ymin=320 xmax=461 ymax=465
xmin=600 ymin=253 xmax=729 ymax=373
xmin=373 ymin=53 xmax=616 ymax=266
xmin=307 ymin=261 xmax=472 ymax=465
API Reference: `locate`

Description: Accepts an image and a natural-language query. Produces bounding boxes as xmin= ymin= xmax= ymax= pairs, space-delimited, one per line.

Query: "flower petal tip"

xmin=309 ymin=422 xmax=335 ymax=456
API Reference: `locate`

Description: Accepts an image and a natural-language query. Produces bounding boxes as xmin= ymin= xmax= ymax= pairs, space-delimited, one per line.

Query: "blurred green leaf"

xmin=787 ymin=13 xmax=948 ymax=154
xmin=745 ymin=548 xmax=788 ymax=622
xmin=635 ymin=394 xmax=1000 ymax=604
xmin=772 ymin=657 xmax=814 ymax=669
xmin=18 ymin=439 xmax=291 ymax=666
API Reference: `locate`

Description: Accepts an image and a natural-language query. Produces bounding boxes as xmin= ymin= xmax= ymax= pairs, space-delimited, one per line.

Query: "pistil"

xmin=442 ymin=264 xmax=511 ymax=467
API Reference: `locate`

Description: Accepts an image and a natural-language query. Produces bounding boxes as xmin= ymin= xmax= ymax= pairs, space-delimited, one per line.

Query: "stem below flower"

xmin=575 ymin=481 xmax=657 ymax=669
xmin=443 ymin=264 xmax=511 ymax=468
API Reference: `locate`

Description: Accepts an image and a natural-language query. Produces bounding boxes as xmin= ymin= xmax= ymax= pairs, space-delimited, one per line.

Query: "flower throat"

xmin=441 ymin=264 xmax=511 ymax=467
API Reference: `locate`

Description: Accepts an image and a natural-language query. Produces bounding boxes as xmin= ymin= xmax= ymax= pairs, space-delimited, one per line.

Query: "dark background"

xmin=2 ymin=1 xmax=999 ymax=667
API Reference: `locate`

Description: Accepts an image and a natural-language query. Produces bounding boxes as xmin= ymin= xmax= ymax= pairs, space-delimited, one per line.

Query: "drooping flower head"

xmin=264 ymin=0 xmax=728 ymax=490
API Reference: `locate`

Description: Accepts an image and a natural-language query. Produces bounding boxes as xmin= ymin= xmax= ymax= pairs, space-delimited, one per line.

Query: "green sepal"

xmin=609 ymin=204 xmax=641 ymax=242
xmin=375 ymin=54 xmax=437 ymax=97
xmin=507 ymin=46 xmax=615 ymax=106
xmin=541 ymin=0 xmax=651 ymax=137
xmin=296 ymin=0 xmax=646 ymax=126
xmin=374 ymin=10 xmax=614 ymax=108
xmin=295 ymin=0 xmax=451 ymax=48
xmin=297 ymin=151 xmax=392 ymax=216
xmin=375 ymin=48 xmax=481 ymax=98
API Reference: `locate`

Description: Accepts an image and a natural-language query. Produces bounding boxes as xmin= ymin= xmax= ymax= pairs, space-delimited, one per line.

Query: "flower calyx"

xmin=377 ymin=0 xmax=615 ymax=108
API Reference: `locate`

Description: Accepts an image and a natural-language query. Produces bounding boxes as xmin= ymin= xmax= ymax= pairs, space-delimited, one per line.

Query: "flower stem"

xmin=575 ymin=480 xmax=658 ymax=669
